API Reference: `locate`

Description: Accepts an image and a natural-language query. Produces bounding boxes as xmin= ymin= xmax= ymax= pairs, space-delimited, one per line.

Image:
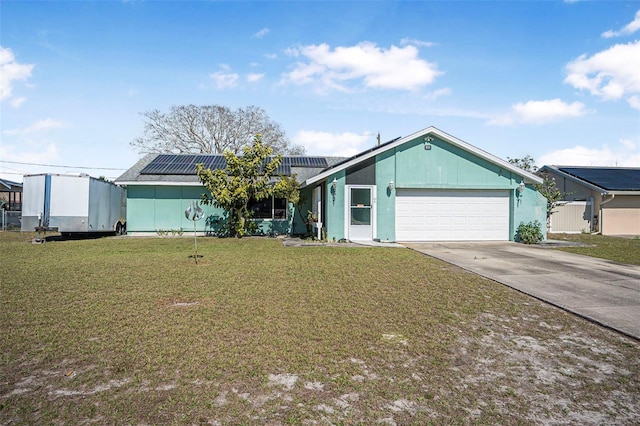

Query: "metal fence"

xmin=1 ymin=210 xmax=22 ymax=231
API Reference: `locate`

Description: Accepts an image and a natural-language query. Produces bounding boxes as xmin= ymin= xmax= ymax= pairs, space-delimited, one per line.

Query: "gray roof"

xmin=115 ymin=153 xmax=347 ymax=185
xmin=0 ymin=178 xmax=23 ymax=191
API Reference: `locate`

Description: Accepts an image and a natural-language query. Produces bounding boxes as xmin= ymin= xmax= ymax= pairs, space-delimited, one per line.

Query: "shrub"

xmin=515 ymin=220 xmax=543 ymax=244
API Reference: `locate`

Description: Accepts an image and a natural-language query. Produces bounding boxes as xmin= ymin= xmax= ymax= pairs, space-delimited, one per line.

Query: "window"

xmin=248 ymin=196 xmax=287 ymax=220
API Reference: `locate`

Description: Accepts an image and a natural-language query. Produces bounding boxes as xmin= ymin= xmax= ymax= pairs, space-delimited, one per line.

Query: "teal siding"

xmin=325 ymin=171 xmax=346 ymax=241
xmin=375 ymin=149 xmax=396 ymax=242
xmin=126 ymin=185 xmax=292 ymax=235
xmin=394 ymin=137 xmax=514 ymax=189
xmin=154 ymin=186 xmax=182 ymax=230
xmin=512 ymin=186 xmax=548 ymax=241
xmin=126 ymin=185 xmax=223 ymax=233
xmin=126 ymin=186 xmax=155 ymax=232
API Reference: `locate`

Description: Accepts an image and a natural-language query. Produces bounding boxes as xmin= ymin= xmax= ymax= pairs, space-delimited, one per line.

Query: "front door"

xmin=348 ymin=186 xmax=374 ymax=240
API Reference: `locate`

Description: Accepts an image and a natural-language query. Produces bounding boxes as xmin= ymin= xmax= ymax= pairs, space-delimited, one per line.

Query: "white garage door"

xmin=396 ymin=189 xmax=510 ymax=241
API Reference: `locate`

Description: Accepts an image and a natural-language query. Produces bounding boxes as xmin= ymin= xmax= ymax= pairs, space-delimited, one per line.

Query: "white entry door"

xmin=348 ymin=186 xmax=375 ymax=240
xmin=395 ymin=189 xmax=510 ymax=241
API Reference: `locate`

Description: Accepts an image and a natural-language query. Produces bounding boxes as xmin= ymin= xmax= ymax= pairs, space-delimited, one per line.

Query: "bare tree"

xmin=131 ymin=105 xmax=305 ymax=155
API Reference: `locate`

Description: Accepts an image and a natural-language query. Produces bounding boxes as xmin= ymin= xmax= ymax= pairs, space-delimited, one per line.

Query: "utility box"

xmin=21 ymin=173 xmax=126 ymax=235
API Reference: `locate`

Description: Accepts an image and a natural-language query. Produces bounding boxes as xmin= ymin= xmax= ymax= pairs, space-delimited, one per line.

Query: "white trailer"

xmin=21 ymin=173 xmax=126 ymax=235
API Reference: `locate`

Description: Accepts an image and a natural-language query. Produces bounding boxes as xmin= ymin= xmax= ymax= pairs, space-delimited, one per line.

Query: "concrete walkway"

xmin=403 ymin=241 xmax=640 ymax=341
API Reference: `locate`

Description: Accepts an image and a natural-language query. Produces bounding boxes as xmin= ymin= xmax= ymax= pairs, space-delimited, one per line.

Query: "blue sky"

xmin=1 ymin=0 xmax=639 ymax=182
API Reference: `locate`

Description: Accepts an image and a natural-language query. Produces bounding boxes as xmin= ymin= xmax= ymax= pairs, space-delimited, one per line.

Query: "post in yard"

xmin=185 ymin=201 xmax=204 ymax=263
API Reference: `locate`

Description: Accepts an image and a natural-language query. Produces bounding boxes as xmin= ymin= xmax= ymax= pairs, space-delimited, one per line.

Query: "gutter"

xmin=114 ymin=181 xmax=201 ymax=186
xmin=600 ymin=193 xmax=615 ymax=206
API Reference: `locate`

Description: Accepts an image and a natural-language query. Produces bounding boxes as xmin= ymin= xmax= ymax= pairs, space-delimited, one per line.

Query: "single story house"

xmin=116 ymin=126 xmax=546 ymax=242
xmin=538 ymin=165 xmax=640 ymax=236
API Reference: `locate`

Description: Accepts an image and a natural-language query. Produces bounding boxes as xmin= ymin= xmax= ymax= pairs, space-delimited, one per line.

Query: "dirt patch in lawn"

xmin=3 ymin=304 xmax=638 ymax=425
xmin=451 ymin=311 xmax=639 ymax=424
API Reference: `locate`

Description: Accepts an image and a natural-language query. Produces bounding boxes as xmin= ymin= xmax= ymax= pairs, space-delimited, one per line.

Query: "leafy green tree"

xmin=507 ymin=155 xmax=538 ymax=172
xmin=197 ymin=134 xmax=299 ymax=237
xmin=507 ymin=155 xmax=569 ymax=228
xmin=535 ymin=172 xmax=569 ymax=228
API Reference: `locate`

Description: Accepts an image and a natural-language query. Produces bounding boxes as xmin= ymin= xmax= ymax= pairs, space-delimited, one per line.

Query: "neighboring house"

xmin=0 ymin=178 xmax=23 ymax=211
xmin=539 ymin=165 xmax=640 ymax=236
xmin=116 ymin=126 xmax=546 ymax=241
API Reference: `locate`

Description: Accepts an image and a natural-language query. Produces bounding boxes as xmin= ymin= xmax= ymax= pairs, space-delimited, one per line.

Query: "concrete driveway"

xmin=403 ymin=241 xmax=640 ymax=340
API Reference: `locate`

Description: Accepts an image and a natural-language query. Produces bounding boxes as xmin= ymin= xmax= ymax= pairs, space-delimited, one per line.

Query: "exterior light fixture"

xmin=388 ymin=180 xmax=395 ymax=191
xmin=518 ymin=181 xmax=525 ymax=197
xmin=331 ymin=178 xmax=338 ymax=205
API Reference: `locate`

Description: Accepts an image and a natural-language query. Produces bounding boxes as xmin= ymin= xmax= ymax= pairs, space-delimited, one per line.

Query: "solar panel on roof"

xmin=141 ymin=154 xmax=224 ymax=175
xmin=140 ymin=154 xmax=330 ymax=176
xmin=285 ymin=156 xmax=328 ymax=167
xmin=194 ymin=155 xmax=212 ymax=165
xmin=155 ymin=154 xmax=173 ymax=162
xmin=275 ymin=165 xmax=291 ymax=175
xmin=559 ymin=167 xmax=640 ymax=191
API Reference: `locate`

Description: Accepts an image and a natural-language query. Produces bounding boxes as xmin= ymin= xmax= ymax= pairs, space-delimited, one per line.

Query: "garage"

xmin=396 ymin=189 xmax=510 ymax=241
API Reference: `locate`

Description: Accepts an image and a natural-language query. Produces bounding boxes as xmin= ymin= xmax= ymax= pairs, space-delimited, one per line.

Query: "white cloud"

xmin=292 ymin=130 xmax=373 ymax=157
xmin=0 ymin=46 xmax=34 ymax=103
xmin=539 ymin=139 xmax=640 ymax=167
xmin=247 ymin=73 xmax=264 ymax=83
xmin=255 ymin=27 xmax=270 ymax=38
xmin=602 ymin=9 xmax=640 ymax=38
xmin=423 ymin=87 xmax=451 ymax=101
xmin=2 ymin=118 xmax=66 ymax=136
xmin=564 ymin=41 xmax=640 ymax=107
xmin=0 ymin=142 xmax=58 ymax=163
xmin=628 ymin=95 xmax=640 ymax=110
xmin=209 ymin=70 xmax=239 ymax=89
xmin=400 ymin=37 xmax=437 ymax=48
xmin=488 ymin=99 xmax=586 ymax=126
xmin=283 ymin=42 xmax=442 ymax=93
xmin=620 ymin=138 xmax=637 ymax=151
xmin=9 ymin=96 xmax=26 ymax=108
xmin=0 ymin=142 xmax=59 ymax=181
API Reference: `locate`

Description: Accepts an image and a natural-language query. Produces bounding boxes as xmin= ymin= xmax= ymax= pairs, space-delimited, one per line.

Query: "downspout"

xmin=317 ymin=185 xmax=323 ymax=241
xmin=599 ymin=193 xmax=615 ymax=234
xmin=588 ymin=196 xmax=594 ymax=233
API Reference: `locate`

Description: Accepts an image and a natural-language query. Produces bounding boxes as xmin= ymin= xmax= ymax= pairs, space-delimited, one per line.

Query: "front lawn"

xmin=1 ymin=232 xmax=639 ymax=424
xmin=549 ymin=233 xmax=640 ymax=266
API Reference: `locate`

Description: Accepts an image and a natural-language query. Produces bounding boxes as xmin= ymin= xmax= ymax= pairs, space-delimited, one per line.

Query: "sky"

xmin=1 ymin=0 xmax=639 ymax=183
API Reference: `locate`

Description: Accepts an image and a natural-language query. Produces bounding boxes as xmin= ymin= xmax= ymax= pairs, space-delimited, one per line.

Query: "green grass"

xmin=549 ymin=233 xmax=640 ymax=265
xmin=1 ymin=232 xmax=639 ymax=424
